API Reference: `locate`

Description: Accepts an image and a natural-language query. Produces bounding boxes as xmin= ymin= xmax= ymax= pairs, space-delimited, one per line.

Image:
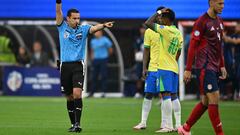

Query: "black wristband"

xmin=103 ymin=23 xmax=106 ymax=28
xmin=56 ymin=0 xmax=62 ymax=4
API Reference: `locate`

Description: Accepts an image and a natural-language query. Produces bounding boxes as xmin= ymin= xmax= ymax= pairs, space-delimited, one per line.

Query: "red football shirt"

xmin=186 ymin=13 xmax=225 ymax=72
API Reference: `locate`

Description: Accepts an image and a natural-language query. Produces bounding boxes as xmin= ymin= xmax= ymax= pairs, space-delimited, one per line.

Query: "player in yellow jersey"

xmin=133 ymin=6 xmax=165 ymax=130
xmin=145 ymin=8 xmax=183 ymax=133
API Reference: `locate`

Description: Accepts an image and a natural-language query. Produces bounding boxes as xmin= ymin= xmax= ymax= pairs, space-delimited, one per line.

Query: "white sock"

xmin=140 ymin=98 xmax=152 ymax=124
xmin=161 ymin=98 xmax=173 ymax=128
xmin=172 ymin=98 xmax=181 ymax=128
xmin=161 ymin=101 xmax=167 ymax=128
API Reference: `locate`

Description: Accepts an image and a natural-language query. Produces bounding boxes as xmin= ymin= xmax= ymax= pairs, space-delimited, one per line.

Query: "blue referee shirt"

xmin=57 ymin=21 xmax=91 ymax=62
xmin=90 ymin=36 xmax=112 ymax=59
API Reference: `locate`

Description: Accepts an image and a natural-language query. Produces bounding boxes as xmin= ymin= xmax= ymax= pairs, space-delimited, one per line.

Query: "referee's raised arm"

xmin=56 ymin=0 xmax=63 ymax=25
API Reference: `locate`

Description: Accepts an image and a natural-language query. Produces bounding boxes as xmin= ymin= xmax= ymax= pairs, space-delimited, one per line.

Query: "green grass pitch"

xmin=0 ymin=97 xmax=239 ymax=135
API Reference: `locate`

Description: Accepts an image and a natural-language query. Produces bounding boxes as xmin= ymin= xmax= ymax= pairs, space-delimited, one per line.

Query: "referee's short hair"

xmin=67 ymin=8 xmax=79 ymax=17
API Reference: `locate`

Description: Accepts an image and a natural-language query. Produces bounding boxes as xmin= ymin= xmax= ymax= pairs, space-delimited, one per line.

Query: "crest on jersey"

xmin=159 ymin=25 xmax=164 ymax=29
xmin=194 ymin=30 xmax=200 ymax=36
xmin=64 ymin=31 xmax=70 ymax=38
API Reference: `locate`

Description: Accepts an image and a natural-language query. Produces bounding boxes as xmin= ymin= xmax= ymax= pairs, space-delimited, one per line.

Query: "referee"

xmin=56 ymin=0 xmax=114 ymax=132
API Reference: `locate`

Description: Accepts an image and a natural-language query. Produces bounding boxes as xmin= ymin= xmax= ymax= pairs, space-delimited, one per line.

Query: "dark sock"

xmin=67 ymin=100 xmax=75 ymax=126
xmin=184 ymin=102 xmax=208 ymax=131
xmin=74 ymin=98 xmax=83 ymax=125
xmin=208 ymin=104 xmax=224 ymax=135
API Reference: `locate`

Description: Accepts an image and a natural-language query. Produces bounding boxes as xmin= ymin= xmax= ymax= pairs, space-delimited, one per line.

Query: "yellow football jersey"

xmin=144 ymin=28 xmax=161 ymax=72
xmin=154 ymin=24 xmax=183 ymax=73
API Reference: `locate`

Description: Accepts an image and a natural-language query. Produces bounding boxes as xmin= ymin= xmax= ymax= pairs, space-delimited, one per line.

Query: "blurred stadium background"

xmin=0 ymin=0 xmax=240 ymax=135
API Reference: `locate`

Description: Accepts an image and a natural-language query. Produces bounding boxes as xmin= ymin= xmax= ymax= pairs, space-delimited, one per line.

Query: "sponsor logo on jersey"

xmin=76 ymin=33 xmax=83 ymax=40
xmin=210 ymin=26 xmax=215 ymax=31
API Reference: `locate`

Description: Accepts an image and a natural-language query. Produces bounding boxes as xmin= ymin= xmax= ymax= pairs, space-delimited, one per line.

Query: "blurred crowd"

xmin=2 ymin=42 xmax=52 ymax=68
xmin=221 ymin=22 xmax=240 ymax=101
xmin=0 ymin=29 xmax=53 ymax=67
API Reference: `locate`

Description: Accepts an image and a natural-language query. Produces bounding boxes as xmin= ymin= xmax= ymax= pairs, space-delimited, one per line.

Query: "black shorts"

xmin=196 ymin=69 xmax=219 ymax=95
xmin=60 ymin=61 xmax=84 ymax=95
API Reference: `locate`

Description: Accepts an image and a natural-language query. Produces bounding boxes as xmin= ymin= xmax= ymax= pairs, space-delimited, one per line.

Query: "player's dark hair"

xmin=67 ymin=8 xmax=79 ymax=17
xmin=162 ymin=8 xmax=175 ymax=22
xmin=156 ymin=6 xmax=165 ymax=12
xmin=208 ymin=0 xmax=215 ymax=6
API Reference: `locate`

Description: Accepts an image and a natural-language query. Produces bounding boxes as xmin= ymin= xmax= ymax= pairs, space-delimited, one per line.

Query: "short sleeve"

xmin=82 ymin=24 xmax=92 ymax=37
xmin=143 ymin=29 xmax=151 ymax=48
xmin=191 ymin=18 xmax=205 ymax=41
xmin=57 ymin=21 xmax=67 ymax=32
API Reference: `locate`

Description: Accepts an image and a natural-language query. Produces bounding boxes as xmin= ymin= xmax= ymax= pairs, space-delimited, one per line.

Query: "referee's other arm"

xmin=56 ymin=0 xmax=63 ymax=25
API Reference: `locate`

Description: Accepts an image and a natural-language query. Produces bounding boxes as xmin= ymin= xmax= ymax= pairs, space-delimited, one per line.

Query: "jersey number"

xmin=168 ymin=37 xmax=179 ymax=55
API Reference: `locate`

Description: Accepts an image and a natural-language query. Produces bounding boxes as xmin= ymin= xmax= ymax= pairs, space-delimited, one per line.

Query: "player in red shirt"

xmin=178 ymin=0 xmax=227 ymax=135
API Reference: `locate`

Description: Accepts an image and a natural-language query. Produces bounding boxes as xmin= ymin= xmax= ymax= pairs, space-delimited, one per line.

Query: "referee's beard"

xmin=69 ymin=21 xmax=79 ymax=29
xmin=72 ymin=23 xmax=78 ymax=29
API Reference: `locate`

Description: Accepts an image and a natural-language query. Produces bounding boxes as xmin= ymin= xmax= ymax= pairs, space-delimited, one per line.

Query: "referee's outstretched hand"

xmin=104 ymin=21 xmax=114 ymax=28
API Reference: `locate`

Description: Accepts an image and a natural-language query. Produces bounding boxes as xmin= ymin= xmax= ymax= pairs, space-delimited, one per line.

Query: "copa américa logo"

xmin=7 ymin=71 xmax=23 ymax=92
